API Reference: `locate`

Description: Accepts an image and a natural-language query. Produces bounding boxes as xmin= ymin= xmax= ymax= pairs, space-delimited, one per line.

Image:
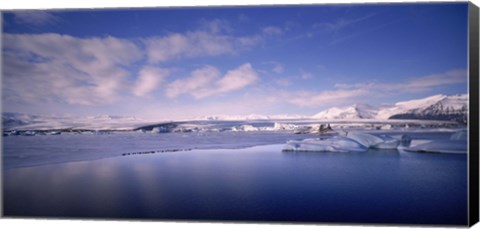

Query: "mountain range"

xmin=2 ymin=94 xmax=469 ymax=130
xmin=313 ymin=94 xmax=468 ymax=123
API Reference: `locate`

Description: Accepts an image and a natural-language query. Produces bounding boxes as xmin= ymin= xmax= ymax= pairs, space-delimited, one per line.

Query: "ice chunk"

xmin=271 ymin=122 xmax=298 ymax=131
xmin=380 ymin=124 xmax=392 ymax=130
xmin=404 ymin=140 xmax=467 ymax=154
xmin=231 ymin=125 xmax=259 ymax=132
xmin=282 ymin=136 xmax=367 ymax=152
xmin=372 ymin=134 xmax=400 ymax=149
xmin=340 ymin=131 xmax=383 ymax=148
xmin=339 ymin=131 xmax=401 ymax=149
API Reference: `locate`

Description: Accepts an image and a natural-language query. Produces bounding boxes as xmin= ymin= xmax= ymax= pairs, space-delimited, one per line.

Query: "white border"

xmin=0 ymin=1 xmax=478 ymax=229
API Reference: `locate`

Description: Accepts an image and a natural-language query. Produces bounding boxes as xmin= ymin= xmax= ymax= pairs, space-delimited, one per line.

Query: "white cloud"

xmin=166 ymin=65 xmax=221 ymax=99
xmin=133 ymin=66 xmax=170 ymax=97
xmin=216 ymin=63 xmax=259 ymax=93
xmin=12 ymin=11 xmax=60 ymax=26
xmin=3 ymin=33 xmax=143 ymax=105
xmin=165 ymin=63 xmax=259 ymax=99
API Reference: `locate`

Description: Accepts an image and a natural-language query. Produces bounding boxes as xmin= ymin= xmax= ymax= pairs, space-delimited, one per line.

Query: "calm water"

xmin=3 ymin=143 xmax=467 ymax=225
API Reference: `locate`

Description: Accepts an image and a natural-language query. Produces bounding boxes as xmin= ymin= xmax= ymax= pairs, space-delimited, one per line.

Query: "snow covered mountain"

xmin=313 ymin=94 xmax=468 ymax=122
xmin=312 ymin=104 xmax=378 ymax=120
xmin=386 ymin=94 xmax=468 ymax=122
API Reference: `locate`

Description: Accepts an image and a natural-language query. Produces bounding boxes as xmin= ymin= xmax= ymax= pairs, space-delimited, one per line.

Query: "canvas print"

xmin=1 ymin=3 xmax=473 ymax=226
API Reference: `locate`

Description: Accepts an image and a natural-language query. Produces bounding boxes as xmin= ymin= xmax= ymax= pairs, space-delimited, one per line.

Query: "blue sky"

xmin=2 ymin=3 xmax=468 ymax=119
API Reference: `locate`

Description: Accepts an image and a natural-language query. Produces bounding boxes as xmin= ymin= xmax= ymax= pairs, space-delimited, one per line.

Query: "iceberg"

xmin=231 ymin=125 xmax=259 ymax=132
xmin=283 ymin=131 xmax=409 ymax=152
xmin=402 ymin=130 xmax=467 ymax=154
xmin=403 ymin=141 xmax=467 ymax=154
xmin=271 ymin=122 xmax=298 ymax=131
xmin=339 ymin=131 xmax=402 ymax=149
xmin=282 ymin=136 xmax=367 ymax=152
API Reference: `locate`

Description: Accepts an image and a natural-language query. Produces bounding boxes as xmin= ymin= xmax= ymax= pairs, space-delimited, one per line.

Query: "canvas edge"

xmin=468 ymin=1 xmax=480 ymax=227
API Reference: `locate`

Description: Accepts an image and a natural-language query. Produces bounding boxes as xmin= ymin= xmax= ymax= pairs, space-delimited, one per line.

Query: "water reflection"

xmin=4 ymin=145 xmax=467 ymax=225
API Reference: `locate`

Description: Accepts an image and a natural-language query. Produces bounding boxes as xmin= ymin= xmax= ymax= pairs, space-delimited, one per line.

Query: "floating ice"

xmin=284 ymin=131 xmax=409 ymax=152
xmin=271 ymin=122 xmax=298 ymax=131
xmin=232 ymin=125 xmax=259 ymax=132
xmin=282 ymin=136 xmax=367 ymax=152
xmin=401 ymin=130 xmax=467 ymax=154
xmin=403 ymin=141 xmax=467 ymax=154
xmin=338 ymin=131 xmax=402 ymax=149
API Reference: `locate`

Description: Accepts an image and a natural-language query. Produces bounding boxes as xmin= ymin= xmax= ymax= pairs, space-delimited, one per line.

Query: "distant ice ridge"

xmin=199 ymin=113 xmax=308 ymax=121
xmin=2 ymin=112 xmax=153 ymax=131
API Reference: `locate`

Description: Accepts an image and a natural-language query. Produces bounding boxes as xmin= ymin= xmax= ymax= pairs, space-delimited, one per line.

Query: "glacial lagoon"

xmin=3 ymin=131 xmax=467 ymax=225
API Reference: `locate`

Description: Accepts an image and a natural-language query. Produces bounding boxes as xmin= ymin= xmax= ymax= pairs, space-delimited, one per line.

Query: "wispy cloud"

xmin=313 ymin=13 xmax=376 ymax=32
xmin=335 ymin=69 xmax=467 ymax=93
xmin=166 ymin=63 xmax=259 ymax=99
xmin=3 ymin=19 xmax=274 ymax=106
xmin=328 ymin=18 xmax=406 ymax=46
xmin=145 ymin=20 xmax=265 ymax=63
xmin=262 ymin=26 xmax=284 ymax=36
xmin=166 ymin=65 xmax=221 ymax=99
xmin=275 ymin=79 xmax=291 ymax=87
xmin=133 ymin=66 xmax=170 ymax=97
xmin=301 ymin=71 xmax=313 ymax=80
xmin=284 ymin=69 xmax=466 ymax=108
xmin=12 ymin=11 xmax=60 ymax=26
xmin=262 ymin=61 xmax=285 ymax=74
xmin=3 ymin=33 xmax=143 ymax=105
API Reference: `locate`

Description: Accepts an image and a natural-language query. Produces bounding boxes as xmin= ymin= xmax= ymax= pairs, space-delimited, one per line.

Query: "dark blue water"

xmin=3 ymin=144 xmax=467 ymax=225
